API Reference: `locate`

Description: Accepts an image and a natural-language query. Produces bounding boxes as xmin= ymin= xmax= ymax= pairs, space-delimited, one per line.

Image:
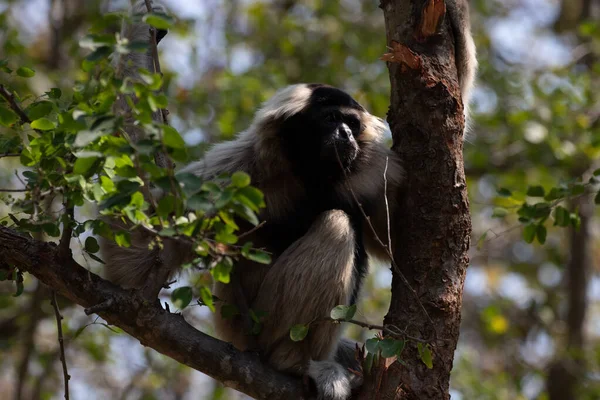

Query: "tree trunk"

xmin=369 ymin=1 xmax=471 ymax=398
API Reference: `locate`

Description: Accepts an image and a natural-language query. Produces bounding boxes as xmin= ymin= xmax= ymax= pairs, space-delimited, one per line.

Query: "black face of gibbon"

xmin=279 ymin=84 xmax=366 ymax=184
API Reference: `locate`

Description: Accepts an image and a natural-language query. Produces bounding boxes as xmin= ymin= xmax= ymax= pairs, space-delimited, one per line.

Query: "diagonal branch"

xmin=0 ymin=226 xmax=303 ymax=400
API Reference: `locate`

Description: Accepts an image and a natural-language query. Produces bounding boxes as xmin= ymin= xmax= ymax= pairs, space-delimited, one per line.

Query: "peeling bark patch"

xmin=417 ymin=0 xmax=446 ymax=40
xmin=381 ymin=41 xmax=422 ymax=70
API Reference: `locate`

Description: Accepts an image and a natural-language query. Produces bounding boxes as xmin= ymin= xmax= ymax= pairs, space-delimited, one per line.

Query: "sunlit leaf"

xmin=290 ymin=324 xmax=309 ymax=342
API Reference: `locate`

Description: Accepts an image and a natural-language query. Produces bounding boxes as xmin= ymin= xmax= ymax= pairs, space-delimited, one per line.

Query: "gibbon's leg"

xmin=250 ymin=210 xmax=359 ymax=400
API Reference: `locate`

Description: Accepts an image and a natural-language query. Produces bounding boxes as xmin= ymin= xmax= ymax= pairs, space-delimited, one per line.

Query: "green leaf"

xmin=497 ymin=188 xmax=512 ymax=197
xmin=199 ymin=286 xmax=215 ymax=312
xmin=526 ymin=186 xmax=545 ymax=197
xmin=86 ymin=46 xmax=112 ymax=62
xmin=26 ymin=101 xmax=53 ymax=120
xmin=30 ymin=118 xmax=56 ymax=131
xmin=365 ymin=338 xmax=380 ymax=354
xmin=231 ymin=171 xmax=251 ymax=188
xmin=232 ymin=203 xmax=259 ymax=226
xmin=176 ymin=172 xmax=203 ymax=196
xmin=523 ymin=224 xmax=536 ymax=244
xmin=187 ymin=194 xmax=213 ymax=212
xmin=172 ymin=286 xmax=193 ymax=309
xmin=0 ymin=59 xmax=11 ymax=73
xmin=100 ymin=176 xmax=116 ymax=192
xmin=143 ymin=13 xmax=174 ymax=30
xmin=75 ymin=130 xmax=103 ymax=147
xmin=114 ymin=231 xmax=131 ymax=247
xmin=73 ymin=157 xmax=99 ymax=176
xmin=14 ymin=273 xmax=24 ymax=297
xmin=219 ymin=211 xmax=239 ymax=230
xmin=163 ymin=126 xmax=186 ymax=149
xmin=290 ymin=324 xmax=309 ymax=342
xmin=85 ymin=237 xmax=100 ymax=253
xmin=379 ymin=338 xmax=405 ymax=358
xmin=330 ymin=304 xmax=357 ymax=321
xmin=417 ymin=343 xmax=433 ymax=369
xmin=46 ymin=88 xmax=62 ymax=99
xmin=157 ymin=195 xmax=175 ymax=217
xmin=241 ymin=243 xmax=271 ymax=264
xmin=491 ymin=207 xmax=508 ymax=218
xmin=536 ymin=225 xmax=547 ymax=244
xmin=211 ymin=258 xmax=233 ymax=284
xmin=215 ymin=231 xmax=238 ymax=245
xmin=570 ymin=184 xmax=585 ymax=196
xmin=215 ymin=188 xmax=234 ymax=209
xmin=236 ymin=186 xmax=265 ymax=209
xmin=16 ymin=67 xmax=35 ymax=78
xmin=553 ymin=206 xmax=570 ymax=227
xmin=0 ymin=106 xmax=17 ymax=126
xmin=42 ymin=223 xmax=61 ymax=237
xmin=545 ymin=187 xmax=568 ymax=201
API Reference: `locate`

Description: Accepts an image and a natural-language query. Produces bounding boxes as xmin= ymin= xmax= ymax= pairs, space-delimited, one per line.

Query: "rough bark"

xmin=0 ymin=226 xmax=303 ymax=400
xmin=377 ymin=1 xmax=471 ymax=399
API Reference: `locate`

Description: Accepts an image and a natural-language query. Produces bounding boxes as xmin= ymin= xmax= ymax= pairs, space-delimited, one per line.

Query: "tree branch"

xmin=0 ymin=226 xmax=303 ymax=400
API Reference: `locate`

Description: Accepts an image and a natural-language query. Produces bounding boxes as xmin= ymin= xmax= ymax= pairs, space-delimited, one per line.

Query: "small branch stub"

xmin=380 ymin=41 xmax=422 ymax=70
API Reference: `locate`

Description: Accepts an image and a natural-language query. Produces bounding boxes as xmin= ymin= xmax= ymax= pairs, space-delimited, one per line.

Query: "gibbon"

xmin=102 ymin=1 xmax=476 ymax=399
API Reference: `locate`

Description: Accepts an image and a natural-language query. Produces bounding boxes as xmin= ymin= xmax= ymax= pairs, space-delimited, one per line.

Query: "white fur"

xmin=308 ymin=360 xmax=352 ymax=400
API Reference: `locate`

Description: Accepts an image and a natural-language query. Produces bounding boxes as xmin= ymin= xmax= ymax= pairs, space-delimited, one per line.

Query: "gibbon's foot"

xmin=307 ymin=360 xmax=353 ymax=400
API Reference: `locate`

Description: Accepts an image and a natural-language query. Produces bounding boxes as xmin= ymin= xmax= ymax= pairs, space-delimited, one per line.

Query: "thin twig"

xmin=326 ymin=317 xmax=429 ymax=343
xmin=0 ymin=152 xmax=20 ymax=158
xmin=51 ymin=291 xmax=70 ymax=400
xmin=0 ymin=188 xmax=27 ymax=192
xmin=333 ymin=146 xmax=437 ymax=341
xmin=0 ymin=84 xmax=32 ymax=125
xmin=237 ymin=221 xmax=266 ymax=240
xmin=143 ymin=0 xmax=168 ymax=125
xmin=383 ymin=157 xmax=392 ymax=252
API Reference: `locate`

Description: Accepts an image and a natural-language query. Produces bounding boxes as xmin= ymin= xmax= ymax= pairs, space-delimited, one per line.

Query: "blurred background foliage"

xmin=0 ymin=0 xmax=599 ymax=399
